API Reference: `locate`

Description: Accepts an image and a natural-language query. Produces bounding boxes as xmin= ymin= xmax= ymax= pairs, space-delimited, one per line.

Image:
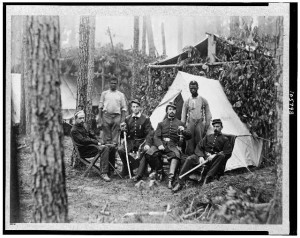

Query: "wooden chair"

xmin=70 ymin=135 xmax=102 ymax=177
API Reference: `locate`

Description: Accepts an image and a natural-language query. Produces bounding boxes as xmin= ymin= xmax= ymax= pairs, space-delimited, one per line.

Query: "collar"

xmin=132 ymin=112 xmax=141 ymax=118
xmin=167 ymin=116 xmax=175 ymax=121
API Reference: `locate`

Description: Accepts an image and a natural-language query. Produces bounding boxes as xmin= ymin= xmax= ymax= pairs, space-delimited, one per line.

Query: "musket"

xmin=178 ymin=159 xmax=209 ymax=180
xmin=123 ymin=131 xmax=132 ymax=179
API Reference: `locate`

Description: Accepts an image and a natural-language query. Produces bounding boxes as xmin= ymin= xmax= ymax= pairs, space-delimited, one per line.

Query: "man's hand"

xmin=144 ymin=145 xmax=150 ymax=151
xmin=98 ymin=118 xmax=103 ymax=128
xmin=158 ymin=145 xmax=165 ymax=151
xmin=120 ymin=122 xmax=127 ymax=131
xmin=98 ymin=142 xmax=102 ymax=146
xmin=199 ymin=157 xmax=206 ymax=164
xmin=178 ymin=126 xmax=184 ymax=132
xmin=207 ymin=154 xmax=217 ymax=162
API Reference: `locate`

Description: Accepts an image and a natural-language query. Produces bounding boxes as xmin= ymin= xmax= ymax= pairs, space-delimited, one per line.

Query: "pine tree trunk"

xmin=177 ymin=17 xmax=183 ymax=54
xmin=131 ymin=16 xmax=140 ymax=100
xmin=146 ymin=16 xmax=155 ymax=58
xmin=86 ymin=16 xmax=95 ymax=131
xmin=28 ymin=16 xmax=68 ymax=223
xmin=142 ymin=16 xmax=147 ymax=55
xmin=230 ymin=16 xmax=240 ymax=37
xmin=20 ymin=16 xmax=30 ymax=136
xmin=161 ymin=22 xmax=166 ymax=57
xmin=267 ymin=16 xmax=283 ymax=224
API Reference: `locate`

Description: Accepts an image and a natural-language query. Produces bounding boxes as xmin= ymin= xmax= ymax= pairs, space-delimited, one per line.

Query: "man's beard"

xmin=214 ymin=129 xmax=220 ymax=134
xmin=191 ymin=92 xmax=198 ymax=97
xmin=168 ymin=112 xmax=175 ymax=118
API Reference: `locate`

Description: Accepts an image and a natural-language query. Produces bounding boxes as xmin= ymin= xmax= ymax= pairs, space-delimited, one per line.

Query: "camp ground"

xmin=8 ymin=12 xmax=285 ymax=228
xmin=150 ymin=71 xmax=263 ymax=172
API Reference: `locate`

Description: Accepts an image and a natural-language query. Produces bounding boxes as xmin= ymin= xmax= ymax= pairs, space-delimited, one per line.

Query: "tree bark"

xmin=267 ymin=16 xmax=283 ymax=224
xmin=28 ymin=16 xmax=68 ymax=223
xmin=131 ymin=16 xmax=140 ymax=100
xmin=86 ymin=16 xmax=95 ymax=131
xmin=161 ymin=22 xmax=166 ymax=57
xmin=146 ymin=16 xmax=155 ymax=57
xmin=72 ymin=16 xmax=91 ymax=167
xmin=20 ymin=16 xmax=31 ymax=135
xmin=142 ymin=16 xmax=147 ymax=55
xmin=177 ymin=17 xmax=183 ymax=54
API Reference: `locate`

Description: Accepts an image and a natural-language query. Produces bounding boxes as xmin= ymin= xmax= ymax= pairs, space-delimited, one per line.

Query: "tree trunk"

xmin=142 ymin=16 xmax=147 ymax=55
xmin=131 ymin=16 xmax=140 ymax=100
xmin=27 ymin=16 xmax=68 ymax=223
xmin=86 ymin=16 xmax=95 ymax=131
xmin=161 ymin=22 xmax=166 ymax=57
xmin=267 ymin=16 xmax=283 ymax=224
xmin=230 ymin=16 xmax=240 ymax=37
xmin=72 ymin=16 xmax=91 ymax=167
xmin=146 ymin=16 xmax=155 ymax=58
xmin=20 ymin=16 xmax=31 ymax=136
xmin=177 ymin=17 xmax=183 ymax=54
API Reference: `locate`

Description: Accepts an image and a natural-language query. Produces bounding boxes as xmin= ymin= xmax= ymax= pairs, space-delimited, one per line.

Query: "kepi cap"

xmin=166 ymin=102 xmax=177 ymax=112
xmin=131 ymin=99 xmax=141 ymax=106
xmin=212 ymin=119 xmax=222 ymax=126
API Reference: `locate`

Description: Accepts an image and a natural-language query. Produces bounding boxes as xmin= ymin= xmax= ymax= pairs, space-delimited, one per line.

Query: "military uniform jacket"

xmin=71 ymin=124 xmax=99 ymax=158
xmin=121 ymin=113 xmax=153 ymax=152
xmin=194 ymin=132 xmax=232 ymax=159
xmin=147 ymin=117 xmax=191 ymax=158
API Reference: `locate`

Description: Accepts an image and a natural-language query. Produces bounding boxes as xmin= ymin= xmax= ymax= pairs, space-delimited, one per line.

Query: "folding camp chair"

xmin=70 ymin=135 xmax=102 ymax=177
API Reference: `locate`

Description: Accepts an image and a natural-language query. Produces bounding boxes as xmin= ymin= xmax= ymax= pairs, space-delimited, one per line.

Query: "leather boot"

xmin=168 ymin=159 xmax=179 ymax=189
xmin=172 ymin=182 xmax=184 ymax=193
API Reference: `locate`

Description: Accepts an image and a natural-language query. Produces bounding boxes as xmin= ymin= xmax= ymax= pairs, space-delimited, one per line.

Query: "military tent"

xmin=11 ymin=73 xmax=103 ymax=123
xmin=150 ymin=71 xmax=263 ymax=171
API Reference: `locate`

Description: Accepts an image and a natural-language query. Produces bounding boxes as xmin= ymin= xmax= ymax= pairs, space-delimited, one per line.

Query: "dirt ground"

xmin=17 ymin=135 xmax=276 ymax=224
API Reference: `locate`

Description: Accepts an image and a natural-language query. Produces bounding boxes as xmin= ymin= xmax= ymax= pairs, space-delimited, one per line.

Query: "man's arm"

xmin=203 ymin=98 xmax=212 ymax=133
xmin=71 ymin=130 xmax=98 ymax=146
xmin=153 ymin=123 xmax=163 ymax=148
xmin=98 ymin=92 xmax=105 ymax=127
xmin=181 ymin=100 xmax=188 ymax=125
xmin=120 ymin=93 xmax=127 ymax=123
xmin=221 ymin=137 xmax=232 ymax=159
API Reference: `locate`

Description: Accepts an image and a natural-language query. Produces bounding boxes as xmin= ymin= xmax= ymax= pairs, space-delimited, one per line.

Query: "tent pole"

xmin=147 ymin=60 xmax=252 ymax=69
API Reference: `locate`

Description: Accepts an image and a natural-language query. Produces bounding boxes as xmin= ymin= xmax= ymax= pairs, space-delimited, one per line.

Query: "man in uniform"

xmin=145 ymin=102 xmax=191 ymax=189
xmin=181 ymin=80 xmax=212 ymax=155
xmin=98 ymin=76 xmax=127 ymax=145
xmin=71 ymin=110 xmax=112 ymax=182
xmin=172 ymin=119 xmax=233 ymax=193
xmin=118 ymin=99 xmax=153 ymax=178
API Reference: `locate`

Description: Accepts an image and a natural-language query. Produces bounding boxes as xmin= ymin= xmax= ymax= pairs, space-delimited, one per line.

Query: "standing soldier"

xmin=146 ymin=102 xmax=191 ymax=189
xmin=118 ymin=99 xmax=153 ymax=178
xmin=181 ymin=81 xmax=212 ymax=155
xmin=98 ymin=76 xmax=127 ymax=145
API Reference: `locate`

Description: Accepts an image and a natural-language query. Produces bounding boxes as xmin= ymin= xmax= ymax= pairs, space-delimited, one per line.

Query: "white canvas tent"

xmin=150 ymin=71 xmax=263 ymax=171
xmin=11 ymin=73 xmax=103 ymax=123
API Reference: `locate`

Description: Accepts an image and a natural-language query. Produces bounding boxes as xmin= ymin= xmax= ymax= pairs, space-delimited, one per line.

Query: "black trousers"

xmin=178 ymin=153 xmax=228 ymax=184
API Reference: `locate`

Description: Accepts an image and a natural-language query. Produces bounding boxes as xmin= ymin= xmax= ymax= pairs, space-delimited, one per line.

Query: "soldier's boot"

xmin=168 ymin=159 xmax=179 ymax=189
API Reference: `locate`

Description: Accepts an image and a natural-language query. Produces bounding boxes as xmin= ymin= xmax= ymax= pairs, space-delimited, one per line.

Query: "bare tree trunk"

xmin=230 ymin=16 xmax=240 ymax=37
xmin=131 ymin=16 xmax=140 ymax=100
xmin=267 ymin=17 xmax=283 ymax=224
xmin=161 ymin=22 xmax=166 ymax=57
xmin=28 ymin=16 xmax=68 ymax=223
xmin=142 ymin=16 xmax=147 ymax=55
xmin=177 ymin=17 xmax=183 ymax=54
xmin=72 ymin=16 xmax=90 ymax=167
xmin=20 ymin=16 xmax=30 ymax=136
xmin=86 ymin=16 xmax=95 ymax=131
xmin=146 ymin=16 xmax=155 ymax=57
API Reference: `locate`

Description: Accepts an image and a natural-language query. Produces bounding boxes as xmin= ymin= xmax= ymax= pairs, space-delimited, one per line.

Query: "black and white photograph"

xmin=4 ymin=2 xmax=294 ymax=235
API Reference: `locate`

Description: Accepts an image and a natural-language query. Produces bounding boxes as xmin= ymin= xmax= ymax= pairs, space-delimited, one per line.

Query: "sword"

xmin=179 ymin=159 xmax=209 ymax=180
xmin=123 ymin=131 xmax=132 ymax=179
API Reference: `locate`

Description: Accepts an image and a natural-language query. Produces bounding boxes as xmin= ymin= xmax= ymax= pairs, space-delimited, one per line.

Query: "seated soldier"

xmin=70 ymin=110 xmax=112 ymax=182
xmin=145 ymin=102 xmax=191 ymax=189
xmin=132 ymin=130 xmax=155 ymax=182
xmin=118 ymin=99 xmax=153 ymax=178
xmin=172 ymin=119 xmax=232 ymax=193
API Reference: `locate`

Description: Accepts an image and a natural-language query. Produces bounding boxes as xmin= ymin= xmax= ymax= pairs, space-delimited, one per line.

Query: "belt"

xmin=163 ymin=138 xmax=171 ymax=142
